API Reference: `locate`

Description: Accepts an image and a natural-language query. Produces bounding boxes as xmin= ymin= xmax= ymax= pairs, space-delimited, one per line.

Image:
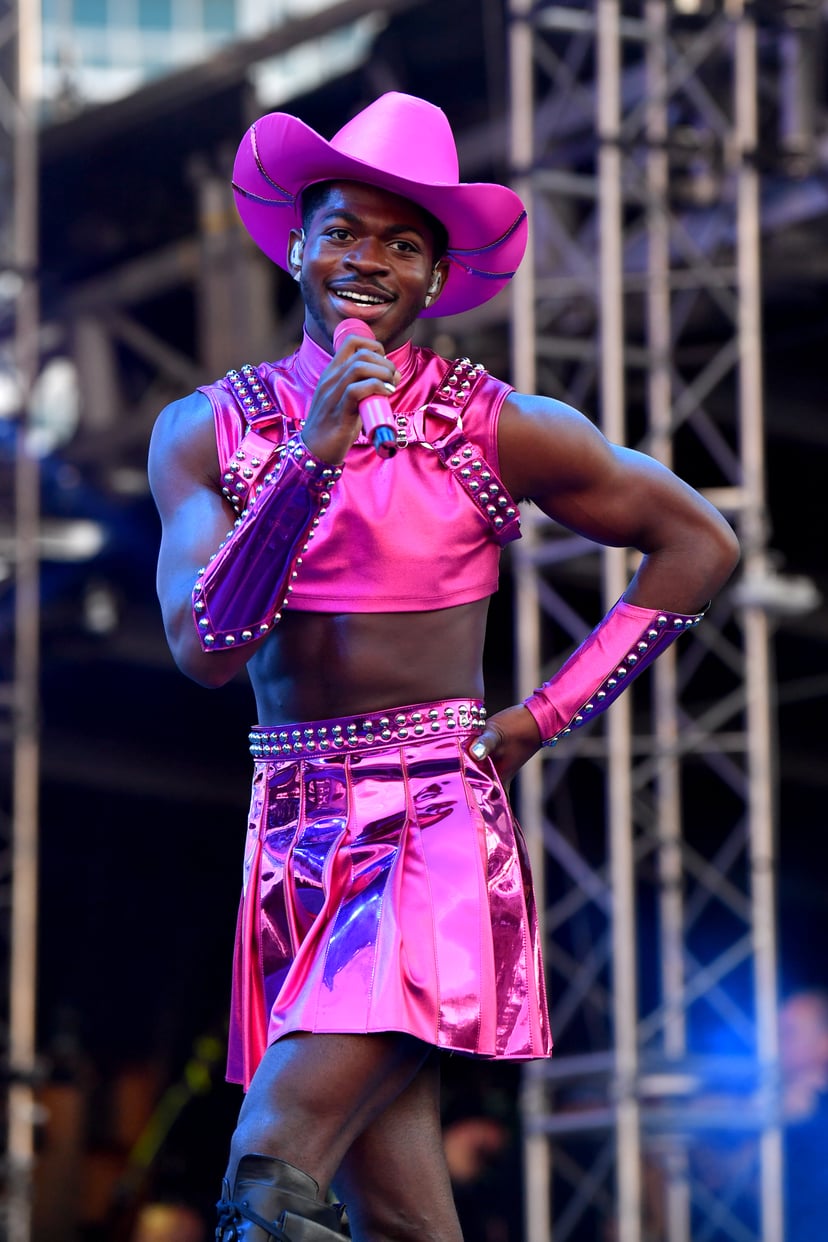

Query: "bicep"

xmin=500 ymin=393 xmax=722 ymax=554
xmin=148 ymin=394 xmax=237 ymax=642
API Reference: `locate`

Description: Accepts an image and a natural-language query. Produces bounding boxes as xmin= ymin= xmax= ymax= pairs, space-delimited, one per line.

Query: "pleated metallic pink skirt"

xmin=227 ymin=698 xmax=552 ymax=1089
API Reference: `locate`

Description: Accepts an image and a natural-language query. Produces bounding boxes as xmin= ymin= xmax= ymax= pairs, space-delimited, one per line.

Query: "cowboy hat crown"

xmin=232 ymin=92 xmax=527 ymax=318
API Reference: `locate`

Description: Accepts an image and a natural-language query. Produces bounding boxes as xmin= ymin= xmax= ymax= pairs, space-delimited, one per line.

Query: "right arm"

xmin=149 ymin=391 xmax=267 ymax=686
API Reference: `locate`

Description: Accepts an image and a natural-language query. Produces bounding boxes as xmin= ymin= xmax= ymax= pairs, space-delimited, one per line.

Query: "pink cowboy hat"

xmin=232 ymin=92 xmax=527 ymax=318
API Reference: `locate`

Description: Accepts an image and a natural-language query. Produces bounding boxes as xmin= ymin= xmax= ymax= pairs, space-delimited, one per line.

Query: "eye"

xmin=324 ymin=227 xmax=353 ymax=242
xmin=390 ymin=238 xmax=421 ymax=254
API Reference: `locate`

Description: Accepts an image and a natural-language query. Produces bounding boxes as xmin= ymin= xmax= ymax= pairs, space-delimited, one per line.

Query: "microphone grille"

xmin=332 ymin=318 xmax=376 ymax=349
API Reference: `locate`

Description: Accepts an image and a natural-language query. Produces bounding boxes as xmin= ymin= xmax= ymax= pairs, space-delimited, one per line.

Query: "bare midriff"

xmin=248 ymin=598 xmax=490 ymax=724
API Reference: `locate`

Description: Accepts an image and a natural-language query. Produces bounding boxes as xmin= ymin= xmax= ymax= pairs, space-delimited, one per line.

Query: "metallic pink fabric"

xmin=199 ymin=334 xmax=518 ymax=614
xmin=227 ymin=699 xmax=552 ymax=1089
xmin=192 ymin=435 xmax=341 ymax=650
xmin=523 ymin=597 xmax=706 ymax=747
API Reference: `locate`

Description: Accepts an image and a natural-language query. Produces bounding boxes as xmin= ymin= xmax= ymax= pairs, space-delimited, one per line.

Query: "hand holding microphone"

xmin=332 ymin=319 xmax=398 ymax=459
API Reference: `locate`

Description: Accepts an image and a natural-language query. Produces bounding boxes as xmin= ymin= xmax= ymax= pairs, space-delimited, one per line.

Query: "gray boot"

xmin=215 ymin=1154 xmax=346 ymax=1241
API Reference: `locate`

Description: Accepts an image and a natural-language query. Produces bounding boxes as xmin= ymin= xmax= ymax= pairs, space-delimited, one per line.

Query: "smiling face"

xmin=288 ymin=181 xmax=449 ymax=352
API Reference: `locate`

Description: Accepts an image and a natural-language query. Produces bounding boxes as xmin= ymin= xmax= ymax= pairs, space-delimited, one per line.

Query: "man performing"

xmin=149 ymin=93 xmax=740 ymax=1242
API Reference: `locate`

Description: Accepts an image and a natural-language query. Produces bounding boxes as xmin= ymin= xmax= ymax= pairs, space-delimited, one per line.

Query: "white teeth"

xmin=337 ymin=291 xmax=384 ymax=305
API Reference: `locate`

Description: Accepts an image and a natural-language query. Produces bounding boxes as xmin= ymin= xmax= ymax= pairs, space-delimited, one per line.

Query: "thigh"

xmin=231 ymin=1031 xmax=431 ymax=1191
xmin=334 ymin=1051 xmax=464 ymax=1242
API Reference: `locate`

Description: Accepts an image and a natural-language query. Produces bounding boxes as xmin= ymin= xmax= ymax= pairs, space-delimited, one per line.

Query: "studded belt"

xmin=249 ymin=698 xmax=487 ymax=759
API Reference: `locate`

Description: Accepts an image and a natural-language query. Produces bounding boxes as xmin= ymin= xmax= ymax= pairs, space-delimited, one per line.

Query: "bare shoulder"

xmin=148 ymin=390 xmax=219 ymax=502
xmin=498 ymin=389 xmax=614 ymax=501
xmin=502 ymin=390 xmax=598 ymax=435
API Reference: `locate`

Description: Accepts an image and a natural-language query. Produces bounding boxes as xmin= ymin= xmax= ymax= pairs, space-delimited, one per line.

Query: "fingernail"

xmin=470 ymin=742 xmax=486 ymax=759
xmin=383 ymin=382 xmax=397 ymax=394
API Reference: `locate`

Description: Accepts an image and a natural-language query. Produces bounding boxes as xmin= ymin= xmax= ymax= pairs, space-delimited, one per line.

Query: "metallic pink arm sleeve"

xmin=192 ymin=434 xmax=343 ymax=651
xmin=523 ymin=597 xmax=706 ymax=747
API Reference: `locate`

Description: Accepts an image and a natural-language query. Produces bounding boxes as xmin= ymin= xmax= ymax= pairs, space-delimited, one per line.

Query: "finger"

xmin=469 ymin=727 xmax=500 ymax=761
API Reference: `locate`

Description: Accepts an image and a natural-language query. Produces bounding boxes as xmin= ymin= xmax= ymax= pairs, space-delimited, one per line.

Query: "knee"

xmin=346 ymin=1201 xmax=461 ymax=1242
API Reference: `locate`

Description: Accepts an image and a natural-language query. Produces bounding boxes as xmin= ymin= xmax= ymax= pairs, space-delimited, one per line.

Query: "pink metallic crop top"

xmin=197 ymin=333 xmax=522 ymax=613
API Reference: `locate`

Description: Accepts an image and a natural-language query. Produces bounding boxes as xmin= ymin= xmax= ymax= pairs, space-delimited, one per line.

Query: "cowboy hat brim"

xmin=232 ymin=108 xmax=527 ymax=318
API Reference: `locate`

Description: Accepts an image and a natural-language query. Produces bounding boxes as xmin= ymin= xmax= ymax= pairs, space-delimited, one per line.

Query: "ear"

xmin=424 ymin=260 xmax=449 ymax=308
xmin=287 ymin=229 xmax=304 ymax=281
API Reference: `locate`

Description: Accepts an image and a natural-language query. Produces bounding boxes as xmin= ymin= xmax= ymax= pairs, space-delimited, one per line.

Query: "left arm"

xmin=471 ymin=392 xmax=740 ymax=779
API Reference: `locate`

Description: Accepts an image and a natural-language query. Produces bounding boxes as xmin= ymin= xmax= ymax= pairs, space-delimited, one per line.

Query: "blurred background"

xmin=1 ymin=1 xmax=827 ymax=1239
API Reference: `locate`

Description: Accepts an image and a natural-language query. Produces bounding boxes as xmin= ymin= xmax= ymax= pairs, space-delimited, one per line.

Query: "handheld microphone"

xmin=332 ymin=318 xmax=398 ymax=459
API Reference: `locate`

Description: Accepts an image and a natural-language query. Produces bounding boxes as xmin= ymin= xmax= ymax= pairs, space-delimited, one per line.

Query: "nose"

xmin=344 ymin=236 xmax=389 ymax=272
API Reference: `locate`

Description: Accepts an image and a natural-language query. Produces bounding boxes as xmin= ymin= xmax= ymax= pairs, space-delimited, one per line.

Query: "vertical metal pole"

xmin=646 ymin=5 xmax=690 ymax=1240
xmin=733 ymin=7 xmax=783 ymax=1241
xmin=598 ymin=6 xmax=641 ymax=1241
xmin=509 ymin=6 xmax=553 ymax=1240
xmin=8 ymin=0 xmax=41 ymax=1239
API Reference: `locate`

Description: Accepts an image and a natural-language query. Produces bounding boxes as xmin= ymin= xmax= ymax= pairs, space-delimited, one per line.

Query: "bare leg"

xmin=227 ymin=1030 xmax=432 ymax=1194
xmin=333 ymin=1050 xmax=464 ymax=1242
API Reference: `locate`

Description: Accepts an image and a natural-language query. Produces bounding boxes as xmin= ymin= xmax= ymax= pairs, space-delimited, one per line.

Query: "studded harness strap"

xmin=218 ymin=358 xmax=521 ymax=546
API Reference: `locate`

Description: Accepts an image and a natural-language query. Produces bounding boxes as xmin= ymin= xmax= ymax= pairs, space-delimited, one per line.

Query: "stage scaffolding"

xmin=0 ymin=1 xmax=41 ymax=1240
xmin=505 ymin=2 xmax=813 ymax=1239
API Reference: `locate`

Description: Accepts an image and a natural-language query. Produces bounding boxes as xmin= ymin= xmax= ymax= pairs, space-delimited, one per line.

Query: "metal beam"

xmin=1 ymin=0 xmax=41 ymax=1237
xmin=508 ymin=3 xmax=788 ymax=1238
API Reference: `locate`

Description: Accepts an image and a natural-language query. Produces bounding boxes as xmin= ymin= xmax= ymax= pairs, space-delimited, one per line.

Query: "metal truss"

xmin=0 ymin=1 xmax=42 ymax=1240
xmin=506 ymin=2 xmax=805 ymax=1239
